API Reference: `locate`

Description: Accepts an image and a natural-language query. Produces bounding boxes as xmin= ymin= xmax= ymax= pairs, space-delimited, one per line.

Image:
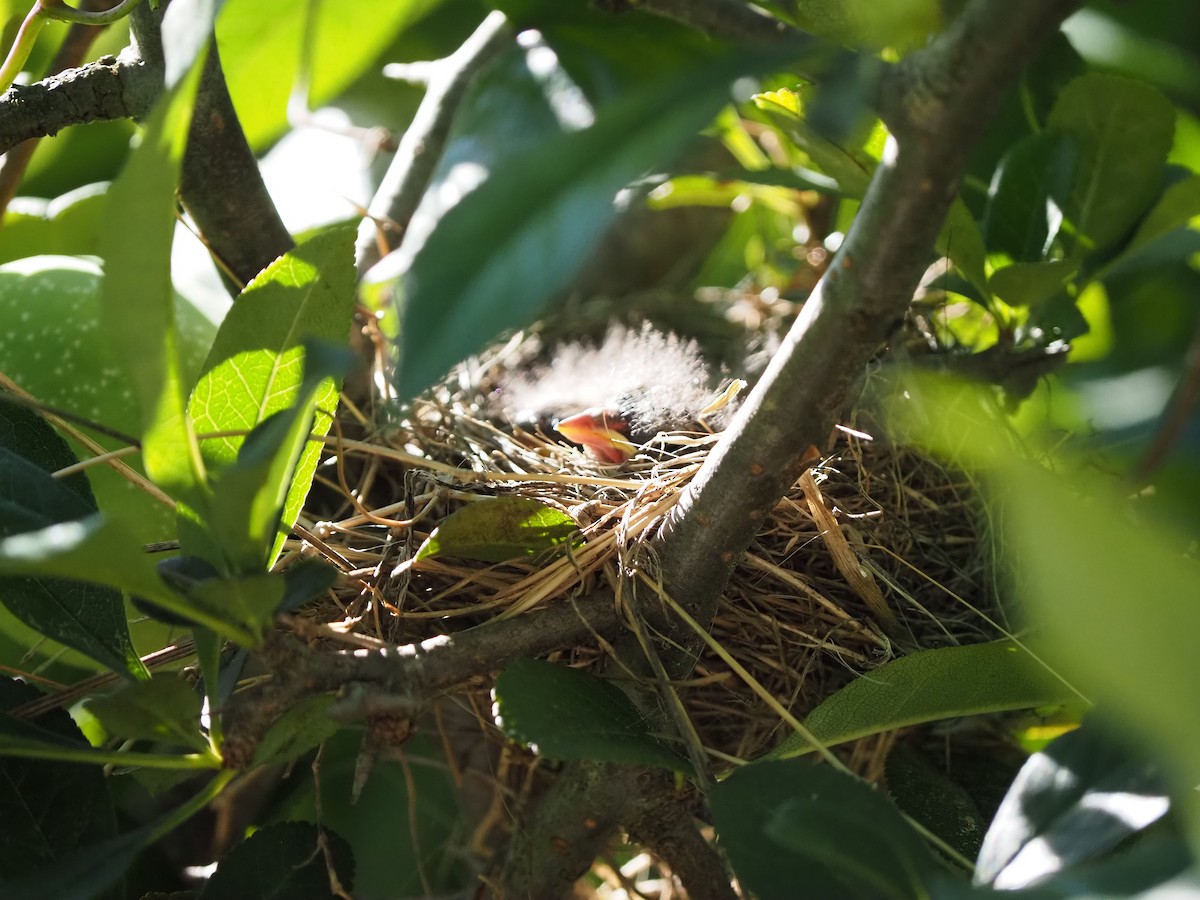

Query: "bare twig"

xmin=355 ymin=11 xmax=513 ymax=273
xmin=633 ymin=0 xmax=796 ymax=42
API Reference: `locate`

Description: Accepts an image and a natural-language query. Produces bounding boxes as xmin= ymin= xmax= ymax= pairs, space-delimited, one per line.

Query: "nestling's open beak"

xmin=554 ymin=408 xmax=637 ymax=464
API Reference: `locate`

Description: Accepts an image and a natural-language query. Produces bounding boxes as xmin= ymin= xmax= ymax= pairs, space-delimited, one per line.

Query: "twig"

xmin=354 ymin=11 xmax=512 ymax=273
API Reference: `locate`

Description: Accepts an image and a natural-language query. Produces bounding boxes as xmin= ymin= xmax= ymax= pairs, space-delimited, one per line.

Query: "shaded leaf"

xmin=937 ymin=197 xmax=992 ymax=300
xmin=711 ymin=760 xmax=944 ymax=900
xmin=200 ymin=821 xmax=353 ymax=899
xmin=251 ymin=694 xmax=338 ymax=767
xmin=884 ymin=743 xmax=986 ymax=862
xmin=85 ymin=674 xmax=207 ymax=751
xmin=769 ymin=640 xmax=1081 ymax=760
xmin=983 ymin=132 xmax=1076 ymax=264
xmin=988 ymin=260 xmax=1079 ymax=308
xmin=976 ymin=720 xmax=1170 ymax=889
xmin=0 ymin=413 xmax=143 ymax=677
xmin=494 ymin=658 xmax=688 ymax=772
xmin=1047 ymin=74 xmax=1174 ymax=254
xmin=415 ymin=496 xmax=579 ymax=563
xmin=0 ymin=679 xmax=117 ymax=882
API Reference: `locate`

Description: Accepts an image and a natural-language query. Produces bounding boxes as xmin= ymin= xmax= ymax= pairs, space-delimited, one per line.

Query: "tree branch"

xmin=128 ymin=4 xmax=293 ymax=289
xmin=355 ymin=11 xmax=512 ymax=273
xmin=0 ymin=50 xmax=155 ymax=154
xmin=219 ymin=592 xmax=622 ymax=769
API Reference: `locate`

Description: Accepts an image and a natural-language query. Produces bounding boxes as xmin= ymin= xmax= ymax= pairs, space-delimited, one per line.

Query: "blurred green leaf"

xmin=937 ymin=196 xmax=992 ymax=300
xmin=415 ymin=496 xmax=579 ymax=563
xmin=0 ymin=257 xmax=214 ymax=543
xmin=711 ymin=760 xmax=945 ymax=900
xmin=769 ymin=640 xmax=1081 ymax=760
xmin=0 ymin=185 xmax=108 ymax=265
xmin=983 ymin=132 xmax=1077 ymax=264
xmin=217 ymin=0 xmax=441 ymax=149
xmin=789 ymin=0 xmax=940 ymax=49
xmin=494 ymin=658 xmax=689 ymax=772
xmin=250 ymin=694 xmax=337 ymax=767
xmin=976 ymin=720 xmax=1169 ymax=889
xmin=988 ymin=259 xmax=1079 ymax=308
xmin=85 ymin=673 xmax=207 ymax=751
xmin=1047 ymin=73 xmax=1174 ymax=254
xmin=391 ymin=44 xmax=807 ymax=398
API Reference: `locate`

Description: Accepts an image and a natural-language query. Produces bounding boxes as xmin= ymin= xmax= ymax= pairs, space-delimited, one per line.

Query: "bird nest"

xmin=291 ymin=331 xmax=1004 ymax=804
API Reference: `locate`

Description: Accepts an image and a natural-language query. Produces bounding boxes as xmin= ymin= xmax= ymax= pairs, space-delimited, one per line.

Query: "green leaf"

xmin=768 ymin=640 xmax=1081 ymax=760
xmin=200 ymin=821 xmax=354 ymax=899
xmin=217 ymin=0 xmax=438 ymax=149
xmin=936 ymin=196 xmax=992 ymax=300
xmin=85 ymin=673 xmax=208 ymax=751
xmin=0 ymin=183 xmax=108 ymax=266
xmin=415 ymin=496 xmax=580 ymax=563
xmin=987 ymin=259 xmax=1079 ymax=308
xmin=98 ymin=47 xmax=209 ymax=502
xmin=754 ymin=86 xmax=878 ymax=198
xmin=0 ymin=257 xmax=215 ymax=543
xmin=494 ymin=658 xmax=689 ymax=772
xmin=186 ymin=572 xmax=284 ymax=647
xmin=976 ymin=720 xmax=1170 ymax=889
xmin=189 ymin=227 xmax=356 ymax=571
xmin=0 ymin=679 xmax=117 ymax=882
xmin=1047 ymin=74 xmax=1175 ymax=254
xmin=711 ymin=760 xmax=945 ymax=900
xmin=0 ymin=409 xmax=144 ymax=677
xmin=786 ymin=0 xmax=939 ymax=49
xmin=388 ymin=44 xmax=807 ymax=398
xmin=0 ymin=516 xmax=254 ymax=644
xmin=251 ymin=694 xmax=338 ymax=767
xmin=885 ymin=744 xmax=986 ymax=862
xmin=1103 ymin=173 xmax=1200 ymax=278
xmin=983 ymin=132 xmax=1077 ymax=264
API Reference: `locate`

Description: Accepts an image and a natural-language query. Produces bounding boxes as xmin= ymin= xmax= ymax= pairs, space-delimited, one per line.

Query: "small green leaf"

xmin=1104 ymin=174 xmax=1200 ymax=278
xmin=200 ymin=821 xmax=354 ymax=899
xmin=983 ymin=131 xmax=1077 ymax=264
xmin=711 ymin=760 xmax=944 ymax=900
xmin=1047 ymin=74 xmax=1174 ymax=254
xmin=494 ymin=658 xmax=689 ymax=772
xmin=186 ymin=572 xmax=285 ymax=647
xmin=251 ymin=694 xmax=338 ymax=767
xmin=885 ymin=744 xmax=986 ymax=862
xmin=936 ymin=197 xmax=992 ymax=300
xmin=189 ymin=227 xmax=356 ymax=571
xmin=988 ymin=259 xmax=1079 ymax=308
xmin=415 ymin=496 xmax=579 ymax=563
xmin=85 ymin=673 xmax=208 ymax=751
xmin=769 ymin=640 xmax=1081 ymax=760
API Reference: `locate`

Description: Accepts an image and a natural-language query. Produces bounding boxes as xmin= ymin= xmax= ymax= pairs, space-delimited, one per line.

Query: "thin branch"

xmin=355 ymin=11 xmax=512 ymax=273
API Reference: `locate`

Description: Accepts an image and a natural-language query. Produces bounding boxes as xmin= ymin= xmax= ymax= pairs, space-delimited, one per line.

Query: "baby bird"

xmin=499 ymin=325 xmax=742 ymax=463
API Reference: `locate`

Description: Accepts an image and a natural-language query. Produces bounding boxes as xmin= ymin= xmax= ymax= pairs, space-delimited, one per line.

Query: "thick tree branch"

xmin=219 ymin=592 xmax=622 ymax=768
xmin=498 ymin=2 xmax=1081 ymax=896
xmin=0 ymin=50 xmax=155 ymax=154
xmin=655 ymin=0 xmax=1081 ymax=651
xmin=128 ymin=4 xmax=293 ymax=288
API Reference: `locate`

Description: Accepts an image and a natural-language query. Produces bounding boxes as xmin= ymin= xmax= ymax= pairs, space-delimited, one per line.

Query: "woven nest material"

xmin=292 ymin=333 xmax=1005 ymax=790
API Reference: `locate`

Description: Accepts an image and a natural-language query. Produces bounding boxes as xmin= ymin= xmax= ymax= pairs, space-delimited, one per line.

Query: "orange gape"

xmin=554 ymin=407 xmax=638 ymax=463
